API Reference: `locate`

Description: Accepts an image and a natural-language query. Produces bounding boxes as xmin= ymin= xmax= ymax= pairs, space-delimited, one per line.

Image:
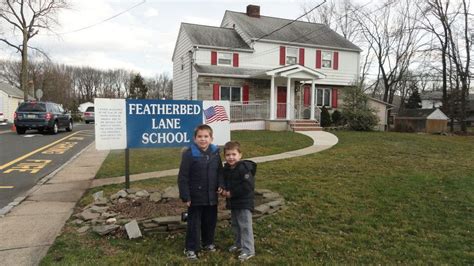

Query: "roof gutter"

xmin=196 ymin=73 xmax=252 ymax=78
xmin=252 ymin=38 xmax=362 ymax=52
xmin=193 ymin=45 xmax=254 ymax=53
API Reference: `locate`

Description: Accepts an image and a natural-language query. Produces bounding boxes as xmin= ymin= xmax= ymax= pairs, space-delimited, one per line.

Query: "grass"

xmin=41 ymin=131 xmax=474 ymax=264
xmin=95 ymin=130 xmax=313 ymax=179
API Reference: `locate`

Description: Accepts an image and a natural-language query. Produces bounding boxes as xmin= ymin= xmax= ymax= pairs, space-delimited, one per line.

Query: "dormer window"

xmin=286 ymin=47 xmax=298 ymax=65
xmin=322 ymin=51 xmax=333 ymax=68
xmin=218 ymin=52 xmax=232 ymax=66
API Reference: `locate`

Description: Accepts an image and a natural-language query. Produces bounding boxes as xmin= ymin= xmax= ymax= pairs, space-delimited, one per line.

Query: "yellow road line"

xmin=0 ymin=186 xmax=14 ymax=189
xmin=0 ymin=131 xmax=84 ymax=170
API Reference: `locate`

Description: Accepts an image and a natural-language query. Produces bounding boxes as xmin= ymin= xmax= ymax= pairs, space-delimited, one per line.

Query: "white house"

xmin=172 ymin=5 xmax=365 ymax=130
xmin=0 ymin=82 xmax=33 ymax=123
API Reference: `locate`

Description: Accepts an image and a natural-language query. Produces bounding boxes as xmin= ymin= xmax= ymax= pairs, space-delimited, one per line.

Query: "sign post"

xmin=95 ymin=98 xmax=230 ymax=189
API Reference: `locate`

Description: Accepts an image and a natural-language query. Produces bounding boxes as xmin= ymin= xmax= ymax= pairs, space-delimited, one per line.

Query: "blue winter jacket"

xmin=178 ymin=143 xmax=223 ymax=206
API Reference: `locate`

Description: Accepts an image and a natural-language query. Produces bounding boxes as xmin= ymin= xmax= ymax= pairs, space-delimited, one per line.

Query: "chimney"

xmin=246 ymin=5 xmax=260 ymax=18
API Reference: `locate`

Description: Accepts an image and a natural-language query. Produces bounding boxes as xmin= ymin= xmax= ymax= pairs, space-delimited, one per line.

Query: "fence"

xmin=230 ymin=100 xmax=269 ymax=122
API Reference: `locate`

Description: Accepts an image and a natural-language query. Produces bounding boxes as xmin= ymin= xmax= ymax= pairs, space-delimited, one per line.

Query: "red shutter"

xmin=331 ymin=88 xmax=338 ymax=108
xmin=304 ymin=86 xmax=310 ymax=106
xmin=316 ymin=50 xmax=322 ymax=69
xmin=233 ymin=53 xmax=239 ymax=67
xmin=213 ymin=83 xmax=220 ymax=100
xmin=333 ymin=51 xmax=339 ymax=70
xmin=279 ymin=46 xmax=286 ymax=65
xmin=243 ymin=85 xmax=249 ymax=104
xmin=299 ymin=48 xmax=305 ymax=66
xmin=211 ymin=51 xmax=217 ymax=65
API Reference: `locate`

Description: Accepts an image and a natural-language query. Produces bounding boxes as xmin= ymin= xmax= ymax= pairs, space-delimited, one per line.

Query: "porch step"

xmin=289 ymin=120 xmax=322 ymax=132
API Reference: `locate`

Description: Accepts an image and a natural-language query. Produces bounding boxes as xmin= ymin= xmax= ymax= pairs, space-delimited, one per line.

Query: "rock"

xmin=168 ymin=223 xmax=187 ymax=231
xmin=126 ymin=188 xmax=139 ymax=194
xmin=162 ymin=186 xmax=179 ymax=199
xmin=94 ymin=198 xmax=108 ymax=206
xmin=106 ymin=218 xmax=117 ymax=224
xmin=90 ymin=206 xmax=109 ymax=213
xmin=92 ymin=225 xmax=120 ymax=236
xmin=263 ymin=192 xmax=281 ymax=200
xmin=267 ymin=199 xmax=284 ymax=208
xmin=125 ymin=220 xmax=142 ymax=239
xmin=78 ymin=210 xmax=100 ymax=221
xmin=149 ymin=192 xmax=162 ymax=202
xmin=92 ymin=191 xmax=104 ymax=201
xmin=126 ymin=194 xmax=138 ymax=200
xmin=77 ymin=225 xmax=90 ymax=233
xmin=136 ymin=190 xmax=150 ymax=197
xmin=254 ymin=204 xmax=271 ymax=214
xmin=255 ymin=189 xmax=272 ymax=195
xmin=72 ymin=219 xmax=84 ymax=225
xmin=118 ymin=198 xmax=128 ymax=204
xmin=152 ymin=216 xmax=181 ymax=225
xmin=101 ymin=211 xmax=118 ymax=218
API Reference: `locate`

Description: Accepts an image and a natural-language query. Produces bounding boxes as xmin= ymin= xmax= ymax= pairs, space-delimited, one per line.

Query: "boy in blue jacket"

xmin=221 ymin=141 xmax=256 ymax=261
xmin=178 ymin=124 xmax=223 ymax=260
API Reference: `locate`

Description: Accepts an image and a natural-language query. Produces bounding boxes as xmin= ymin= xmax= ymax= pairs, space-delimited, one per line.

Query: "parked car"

xmin=83 ymin=106 xmax=94 ymax=124
xmin=0 ymin=111 xmax=5 ymax=122
xmin=14 ymin=101 xmax=73 ymax=135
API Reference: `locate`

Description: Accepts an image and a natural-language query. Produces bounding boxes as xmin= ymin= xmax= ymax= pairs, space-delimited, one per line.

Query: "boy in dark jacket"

xmin=178 ymin=124 xmax=223 ymax=260
xmin=221 ymin=141 xmax=256 ymax=261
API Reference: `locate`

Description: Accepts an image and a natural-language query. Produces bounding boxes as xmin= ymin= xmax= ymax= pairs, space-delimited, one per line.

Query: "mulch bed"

xmin=109 ymin=196 xmax=266 ymax=220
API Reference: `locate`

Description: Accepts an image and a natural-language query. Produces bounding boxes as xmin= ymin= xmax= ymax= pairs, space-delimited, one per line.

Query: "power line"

xmin=254 ymin=0 xmax=327 ymax=42
xmin=45 ymin=0 xmax=146 ymax=36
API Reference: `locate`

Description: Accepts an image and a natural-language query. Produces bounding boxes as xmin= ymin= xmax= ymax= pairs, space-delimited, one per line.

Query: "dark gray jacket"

xmin=223 ymin=160 xmax=256 ymax=210
xmin=178 ymin=143 xmax=223 ymax=206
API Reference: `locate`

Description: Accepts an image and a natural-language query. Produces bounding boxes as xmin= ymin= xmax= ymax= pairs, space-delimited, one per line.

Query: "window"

xmin=316 ymin=88 xmax=332 ymax=107
xmin=286 ymin=47 xmax=298 ymax=65
xmin=220 ymin=86 xmax=241 ymax=102
xmin=218 ymin=52 xmax=232 ymax=65
xmin=322 ymin=51 xmax=332 ymax=68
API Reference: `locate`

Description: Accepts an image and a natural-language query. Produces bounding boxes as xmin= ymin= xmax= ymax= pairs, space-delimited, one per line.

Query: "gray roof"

xmin=194 ymin=65 xmax=267 ymax=77
xmin=182 ymin=23 xmax=251 ymax=50
xmin=0 ymin=82 xmax=27 ymax=99
xmin=225 ymin=11 xmax=361 ymax=51
xmin=397 ymin=108 xmax=438 ymax=118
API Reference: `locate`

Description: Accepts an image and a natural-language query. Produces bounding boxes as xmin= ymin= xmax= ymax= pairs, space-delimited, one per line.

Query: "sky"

xmin=0 ymin=0 xmax=313 ymax=77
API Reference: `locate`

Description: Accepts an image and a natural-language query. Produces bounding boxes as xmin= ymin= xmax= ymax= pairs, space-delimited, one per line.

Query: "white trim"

xmin=321 ymin=50 xmax=333 ymax=69
xmin=194 ymin=45 xmax=253 ymax=53
xmin=286 ymin=46 xmax=298 ymax=65
xmin=197 ymin=73 xmax=251 ymax=78
xmin=220 ymin=85 xmax=242 ymax=102
xmin=217 ymin=52 xmax=233 ymax=66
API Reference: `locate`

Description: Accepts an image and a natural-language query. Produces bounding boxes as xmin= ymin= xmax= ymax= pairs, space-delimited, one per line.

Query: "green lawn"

xmin=95 ymin=130 xmax=313 ymax=178
xmin=42 ymin=131 xmax=474 ymax=264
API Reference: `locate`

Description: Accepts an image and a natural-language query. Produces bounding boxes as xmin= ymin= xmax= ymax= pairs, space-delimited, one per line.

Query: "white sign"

xmin=95 ymin=98 xmax=127 ymax=150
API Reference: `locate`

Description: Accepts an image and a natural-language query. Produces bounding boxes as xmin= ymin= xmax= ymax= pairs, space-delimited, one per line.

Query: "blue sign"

xmin=126 ymin=99 xmax=203 ymax=148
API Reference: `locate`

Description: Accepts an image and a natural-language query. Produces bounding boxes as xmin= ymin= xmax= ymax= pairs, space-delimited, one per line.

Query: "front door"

xmin=277 ymin=87 xmax=287 ymax=119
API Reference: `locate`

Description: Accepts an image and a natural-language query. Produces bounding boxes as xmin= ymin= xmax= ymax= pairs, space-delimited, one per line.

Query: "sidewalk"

xmin=0 ymin=143 xmax=109 ymax=266
xmin=0 ymin=130 xmax=337 ymax=265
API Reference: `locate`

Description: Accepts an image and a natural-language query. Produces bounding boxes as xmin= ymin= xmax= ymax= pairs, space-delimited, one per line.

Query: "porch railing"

xmin=230 ymin=100 xmax=269 ymax=122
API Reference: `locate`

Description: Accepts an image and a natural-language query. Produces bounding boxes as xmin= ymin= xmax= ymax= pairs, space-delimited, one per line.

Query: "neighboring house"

xmin=0 ymin=82 xmax=33 ymax=122
xmin=78 ymin=102 xmax=94 ymax=113
xmin=394 ymin=108 xmax=448 ymax=133
xmin=172 ymin=5 xmax=364 ymax=130
xmin=420 ymin=91 xmax=443 ymax=109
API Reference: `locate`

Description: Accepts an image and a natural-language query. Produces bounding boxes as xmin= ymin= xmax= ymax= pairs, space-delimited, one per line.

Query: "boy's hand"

xmin=223 ymin=190 xmax=231 ymax=198
xmin=217 ymin=187 xmax=223 ymax=194
xmin=186 ymin=201 xmax=191 ymax=207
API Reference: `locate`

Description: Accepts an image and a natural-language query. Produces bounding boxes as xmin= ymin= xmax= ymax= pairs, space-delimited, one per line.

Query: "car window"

xmin=17 ymin=102 xmax=46 ymax=112
xmin=57 ymin=105 xmax=64 ymax=113
xmin=86 ymin=106 xmax=94 ymax=112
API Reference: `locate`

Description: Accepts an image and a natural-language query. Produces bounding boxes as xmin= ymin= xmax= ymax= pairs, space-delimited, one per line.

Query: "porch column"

xmin=270 ymin=75 xmax=275 ymax=120
xmin=286 ymin=77 xmax=291 ymax=120
xmin=310 ymin=79 xmax=315 ymax=120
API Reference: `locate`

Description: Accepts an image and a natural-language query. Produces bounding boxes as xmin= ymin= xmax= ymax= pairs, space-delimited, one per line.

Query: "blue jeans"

xmin=231 ymin=209 xmax=255 ymax=255
xmin=185 ymin=205 xmax=217 ymax=251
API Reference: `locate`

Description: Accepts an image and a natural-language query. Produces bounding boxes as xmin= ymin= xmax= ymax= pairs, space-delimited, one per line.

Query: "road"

xmin=0 ymin=123 xmax=95 ymax=209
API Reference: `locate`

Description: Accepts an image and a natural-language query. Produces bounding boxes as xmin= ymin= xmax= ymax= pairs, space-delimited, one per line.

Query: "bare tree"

xmin=0 ymin=0 xmax=68 ymax=101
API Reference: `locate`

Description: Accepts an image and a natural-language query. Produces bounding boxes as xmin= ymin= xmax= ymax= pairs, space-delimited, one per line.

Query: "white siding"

xmin=172 ymin=28 xmax=193 ymax=100
xmin=0 ymin=90 xmax=23 ymax=122
xmin=422 ymin=99 xmax=442 ymax=109
xmin=368 ymin=99 xmax=388 ymax=131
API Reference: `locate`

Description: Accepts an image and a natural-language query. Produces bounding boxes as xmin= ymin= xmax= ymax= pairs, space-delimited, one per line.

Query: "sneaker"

xmin=228 ymin=245 xmax=242 ymax=253
xmin=202 ymin=244 xmax=217 ymax=252
xmin=238 ymin=253 xmax=255 ymax=261
xmin=184 ymin=250 xmax=197 ymax=260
